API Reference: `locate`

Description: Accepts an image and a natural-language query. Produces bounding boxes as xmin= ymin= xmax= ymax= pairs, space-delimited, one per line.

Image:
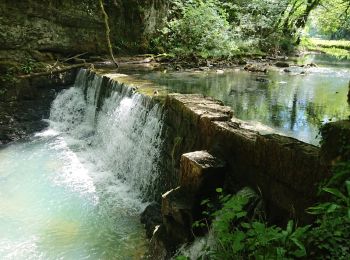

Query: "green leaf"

xmin=346 ymin=180 xmax=350 ymax=197
xmin=216 ymin=188 xmax=223 ymax=193
xmin=241 ymin=222 xmax=250 ymax=229
xmin=286 ymin=220 xmax=294 ymax=234
xmin=291 ymin=237 xmax=307 ymax=257
xmin=232 ymin=231 xmax=246 ymax=253
xmin=307 ymin=202 xmax=335 ymax=215
xmin=200 ymin=199 xmax=210 ymax=206
xmin=322 ymin=187 xmax=347 ymax=201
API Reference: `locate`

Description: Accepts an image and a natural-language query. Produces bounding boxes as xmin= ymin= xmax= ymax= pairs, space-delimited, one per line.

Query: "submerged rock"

xmin=141 ymin=202 xmax=162 ymax=238
xmin=275 ymin=61 xmax=290 ymax=68
xmin=255 ymin=77 xmax=269 ymax=83
xmin=244 ymin=63 xmax=268 ymax=73
xmin=307 ymin=63 xmax=318 ymax=67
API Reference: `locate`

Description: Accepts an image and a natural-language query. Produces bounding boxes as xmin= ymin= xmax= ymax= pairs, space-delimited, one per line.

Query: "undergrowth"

xmin=177 ymin=158 xmax=350 ymax=259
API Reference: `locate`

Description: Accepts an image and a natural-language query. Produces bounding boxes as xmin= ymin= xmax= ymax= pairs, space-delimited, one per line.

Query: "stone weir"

xmin=49 ymin=70 xmax=335 ymax=220
xmin=41 ymin=69 xmax=343 ymax=258
xmin=3 ymin=68 xmax=347 ymax=258
xmin=148 ymin=93 xmax=346 ymax=258
xmin=160 ymin=94 xmax=330 ymax=222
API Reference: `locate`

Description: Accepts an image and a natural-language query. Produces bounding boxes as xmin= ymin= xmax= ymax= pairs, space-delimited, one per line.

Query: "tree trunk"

xmin=99 ymin=0 xmax=119 ymax=68
xmin=295 ymin=0 xmax=321 ymax=29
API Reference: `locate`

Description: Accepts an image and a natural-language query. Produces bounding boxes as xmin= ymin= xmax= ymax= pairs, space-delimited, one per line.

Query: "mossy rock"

xmin=0 ymin=60 xmax=21 ymax=74
xmin=29 ymin=50 xmax=55 ymax=62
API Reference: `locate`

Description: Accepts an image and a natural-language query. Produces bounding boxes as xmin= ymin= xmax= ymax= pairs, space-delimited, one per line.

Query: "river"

xmin=130 ymin=54 xmax=350 ymax=145
xmin=0 ymin=54 xmax=349 ymax=259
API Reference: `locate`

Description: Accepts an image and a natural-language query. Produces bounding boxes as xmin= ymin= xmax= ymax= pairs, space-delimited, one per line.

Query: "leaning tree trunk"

xmin=99 ymin=0 xmax=119 ymax=68
xmin=295 ymin=0 xmax=321 ymax=29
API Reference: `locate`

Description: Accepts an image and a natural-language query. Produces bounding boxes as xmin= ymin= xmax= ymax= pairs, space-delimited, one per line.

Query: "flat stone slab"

xmin=181 ymin=151 xmax=226 ymax=170
xmin=168 ymin=93 xmax=233 ymax=122
xmin=180 ymin=151 xmax=226 ymax=192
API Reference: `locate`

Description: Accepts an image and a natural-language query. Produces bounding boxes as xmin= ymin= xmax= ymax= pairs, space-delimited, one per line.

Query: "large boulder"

xmin=321 ymin=120 xmax=350 ymax=163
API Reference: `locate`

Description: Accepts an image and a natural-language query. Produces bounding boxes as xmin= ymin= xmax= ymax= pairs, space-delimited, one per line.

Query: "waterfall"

xmin=50 ymin=69 xmax=163 ymax=199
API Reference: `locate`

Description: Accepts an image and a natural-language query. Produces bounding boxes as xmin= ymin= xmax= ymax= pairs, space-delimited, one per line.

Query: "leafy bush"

xmin=306 ymin=161 xmax=350 ymax=259
xmin=20 ymin=58 xmax=37 ymax=74
xmin=209 ymin=188 xmax=309 ymax=259
xmin=159 ymin=0 xmax=237 ymax=58
xmin=183 ymin=158 xmax=350 ymax=259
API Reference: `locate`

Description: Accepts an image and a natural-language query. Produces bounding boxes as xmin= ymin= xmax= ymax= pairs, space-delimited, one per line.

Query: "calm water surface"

xmin=132 ymin=54 xmax=350 ymax=145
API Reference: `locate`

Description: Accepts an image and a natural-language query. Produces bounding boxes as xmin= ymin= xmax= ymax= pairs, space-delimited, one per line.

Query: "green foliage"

xmin=189 ymin=156 xmax=350 ymax=259
xmin=301 ymin=38 xmax=350 ymax=59
xmin=20 ymin=58 xmax=37 ymax=74
xmin=306 ymin=161 xmax=350 ymax=259
xmin=308 ymin=0 xmax=350 ymax=40
xmin=220 ymin=0 xmax=293 ymax=52
xmin=210 ymin=188 xmax=309 ymax=259
xmin=160 ymin=0 xmax=237 ymax=58
xmin=157 ymin=0 xmax=329 ymax=58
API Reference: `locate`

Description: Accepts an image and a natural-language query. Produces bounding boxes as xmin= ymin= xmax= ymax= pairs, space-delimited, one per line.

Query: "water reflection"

xmin=131 ymin=55 xmax=350 ymax=145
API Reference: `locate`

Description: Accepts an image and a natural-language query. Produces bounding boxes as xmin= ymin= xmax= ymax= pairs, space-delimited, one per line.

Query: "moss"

xmin=0 ymin=60 xmax=21 ymax=74
xmin=171 ymin=136 xmax=183 ymax=164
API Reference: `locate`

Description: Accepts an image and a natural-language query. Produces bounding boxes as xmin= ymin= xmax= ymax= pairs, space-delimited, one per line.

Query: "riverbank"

xmin=300 ymin=38 xmax=350 ymax=59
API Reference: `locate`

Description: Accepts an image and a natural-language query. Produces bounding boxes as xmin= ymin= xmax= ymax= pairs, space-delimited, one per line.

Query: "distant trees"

xmin=157 ymin=0 xmax=350 ymax=57
xmin=310 ymin=0 xmax=350 ymax=39
xmin=158 ymin=0 xmax=324 ymax=56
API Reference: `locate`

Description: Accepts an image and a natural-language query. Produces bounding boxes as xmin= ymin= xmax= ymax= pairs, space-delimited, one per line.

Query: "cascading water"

xmin=50 ymin=69 xmax=164 ymax=198
xmin=0 ymin=69 xmax=164 ymax=259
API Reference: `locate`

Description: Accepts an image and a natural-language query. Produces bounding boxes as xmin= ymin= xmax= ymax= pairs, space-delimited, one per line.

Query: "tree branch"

xmin=99 ymin=0 xmax=119 ymax=68
xmin=18 ymin=63 xmax=89 ymax=79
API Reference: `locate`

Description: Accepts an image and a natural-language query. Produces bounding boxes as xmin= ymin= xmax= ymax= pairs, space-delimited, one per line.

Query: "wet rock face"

xmin=141 ymin=202 xmax=162 ymax=239
xmin=0 ymin=1 xmax=104 ymax=61
xmin=0 ymin=0 xmax=168 ymax=62
xmin=161 ymin=187 xmax=194 ymax=250
xmin=0 ymin=69 xmax=77 ymax=145
xmin=147 ymin=151 xmax=225 ymax=259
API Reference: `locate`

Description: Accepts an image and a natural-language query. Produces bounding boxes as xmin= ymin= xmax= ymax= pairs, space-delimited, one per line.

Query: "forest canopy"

xmin=154 ymin=0 xmax=350 ymax=58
